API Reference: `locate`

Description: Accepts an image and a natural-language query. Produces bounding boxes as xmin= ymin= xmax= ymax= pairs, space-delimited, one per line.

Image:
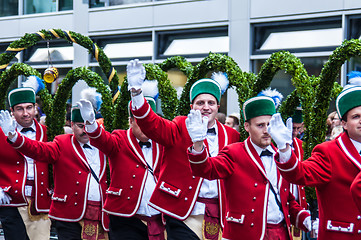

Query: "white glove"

xmin=312 ymin=218 xmax=319 ymax=236
xmin=0 ymin=110 xmax=16 ymax=137
xmin=303 ymin=216 xmax=312 ymax=231
xmin=185 ymin=110 xmax=208 ymax=142
xmin=267 ymin=113 xmax=293 ymax=150
xmin=0 ymin=187 xmax=12 ymax=205
xmin=77 ymin=99 xmax=95 ymax=124
xmin=127 ymin=59 xmax=146 ymax=91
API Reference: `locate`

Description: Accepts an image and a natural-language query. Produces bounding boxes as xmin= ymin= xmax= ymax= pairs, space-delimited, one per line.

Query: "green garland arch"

xmin=115 ymin=63 xmax=179 ymax=130
xmin=0 ymin=29 xmax=121 ymax=137
xmin=47 ymin=67 xmax=113 ymax=140
xmin=0 ymin=63 xmax=53 ymax=115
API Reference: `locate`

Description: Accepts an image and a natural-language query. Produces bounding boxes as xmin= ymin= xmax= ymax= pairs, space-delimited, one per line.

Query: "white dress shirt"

xmin=17 ymin=122 xmax=36 ymax=197
xmin=192 ymin=123 xmax=219 ymax=215
xmin=251 ymin=140 xmax=284 ymax=224
xmin=80 ymin=142 xmax=101 ymax=201
xmin=136 ymin=139 xmax=161 ymax=217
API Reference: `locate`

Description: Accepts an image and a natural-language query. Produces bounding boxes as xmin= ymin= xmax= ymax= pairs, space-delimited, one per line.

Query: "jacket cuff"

xmin=10 ymin=133 xmax=25 ymax=149
xmin=86 ymin=122 xmax=102 ymax=139
xmin=276 ymin=151 xmax=298 ymax=172
xmin=296 ymin=210 xmax=311 ymax=231
xmin=188 ymin=145 xmax=208 ymax=164
xmin=131 ymin=98 xmax=151 ymax=119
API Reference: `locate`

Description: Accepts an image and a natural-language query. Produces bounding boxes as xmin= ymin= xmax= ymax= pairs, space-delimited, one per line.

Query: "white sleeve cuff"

xmin=85 ymin=121 xmax=98 ymax=133
xmin=278 ymin=148 xmax=292 ymax=163
xmin=131 ymin=92 xmax=145 ymax=110
xmin=190 ymin=146 xmax=205 ymax=155
xmin=9 ymin=132 xmax=18 ymax=143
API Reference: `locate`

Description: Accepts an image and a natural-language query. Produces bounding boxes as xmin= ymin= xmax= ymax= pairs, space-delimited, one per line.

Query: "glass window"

xmin=103 ymin=41 xmax=153 ymax=59
xmin=92 ymin=33 xmax=152 ymax=61
xmin=252 ymin=17 xmax=342 ymax=55
xmin=59 ymin=0 xmax=73 ymax=11
xmin=109 ymin=0 xmax=151 ymax=6
xmin=163 ymin=36 xmax=229 ymax=56
xmin=28 ymin=46 xmax=74 ymax=62
xmin=157 ymin=26 xmax=228 ymax=59
xmin=24 ymin=41 xmax=73 ymax=64
xmin=24 ymin=0 xmax=56 ymax=14
xmin=89 ymin=0 xmax=105 ymax=8
xmin=260 ymin=28 xmax=342 ymax=51
xmin=0 ymin=0 xmax=18 ymax=17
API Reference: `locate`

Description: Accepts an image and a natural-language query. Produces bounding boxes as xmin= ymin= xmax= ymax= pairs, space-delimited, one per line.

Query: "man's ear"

xmin=244 ymin=121 xmax=250 ymax=133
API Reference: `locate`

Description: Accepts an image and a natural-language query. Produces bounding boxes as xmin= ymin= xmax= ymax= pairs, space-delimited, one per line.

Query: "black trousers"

xmin=108 ymin=214 xmax=148 ymax=240
xmin=0 ymin=206 xmax=29 ymax=240
xmin=54 ymin=220 xmax=82 ymax=240
xmin=165 ymin=215 xmax=200 ymax=240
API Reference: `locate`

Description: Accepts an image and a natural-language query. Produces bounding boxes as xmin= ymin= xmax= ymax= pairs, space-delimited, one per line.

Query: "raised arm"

xmin=0 ymin=110 xmax=60 ymax=164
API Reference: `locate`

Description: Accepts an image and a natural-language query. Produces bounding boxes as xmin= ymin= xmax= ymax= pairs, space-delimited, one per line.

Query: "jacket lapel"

xmin=216 ymin=120 xmax=228 ymax=151
xmin=337 ymin=132 xmax=361 ymax=170
xmin=71 ymin=135 xmax=90 ymax=169
xmin=244 ymin=137 xmax=267 ymax=178
xmin=127 ymin=129 xmax=148 ymax=167
xmin=34 ymin=119 xmax=45 ymax=142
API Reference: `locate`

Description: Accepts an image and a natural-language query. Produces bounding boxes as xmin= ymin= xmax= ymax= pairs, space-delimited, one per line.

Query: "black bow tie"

xmin=207 ymin=128 xmax=216 ymax=135
xmin=83 ymin=144 xmax=92 ymax=149
xmin=260 ymin=149 xmax=273 ymax=157
xmin=139 ymin=141 xmax=151 ymax=148
xmin=20 ymin=127 xmax=35 ymax=133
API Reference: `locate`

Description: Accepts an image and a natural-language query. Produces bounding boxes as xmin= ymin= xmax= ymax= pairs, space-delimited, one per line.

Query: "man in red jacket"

xmin=0 ymin=107 xmax=109 ymax=240
xmin=0 ymin=87 xmax=51 ymax=240
xmin=267 ymin=83 xmax=361 ymax=240
xmin=128 ymin=59 xmax=240 ymax=239
xmin=77 ymin=96 xmax=165 ymax=240
xmin=186 ymin=95 xmax=311 ymax=240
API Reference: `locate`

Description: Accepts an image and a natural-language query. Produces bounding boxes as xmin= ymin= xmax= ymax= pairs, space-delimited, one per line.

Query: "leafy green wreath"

xmin=115 ymin=63 xmax=179 ymax=130
xmin=47 ymin=67 xmax=113 ymax=140
xmin=0 ymin=29 xmax=119 ymax=138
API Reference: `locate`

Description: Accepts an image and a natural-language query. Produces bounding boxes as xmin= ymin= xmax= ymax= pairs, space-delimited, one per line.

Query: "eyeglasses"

xmin=74 ymin=123 xmax=85 ymax=129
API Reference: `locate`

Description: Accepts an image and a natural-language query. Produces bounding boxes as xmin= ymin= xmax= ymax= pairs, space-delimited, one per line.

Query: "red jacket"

xmin=277 ymin=132 xmax=361 ymax=240
xmin=291 ymin=137 xmax=308 ymax=210
xmin=87 ymin=125 xmax=163 ymax=217
xmin=11 ymin=133 xmax=109 ymax=230
xmin=188 ymin=137 xmax=310 ymax=240
xmin=351 ymin=171 xmax=361 ymax=213
xmin=0 ymin=119 xmax=51 ymax=212
xmin=132 ymin=101 xmax=240 ymax=223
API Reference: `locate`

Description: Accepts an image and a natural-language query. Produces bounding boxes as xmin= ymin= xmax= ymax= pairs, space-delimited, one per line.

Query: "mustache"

xmin=80 ymin=132 xmax=87 ymax=137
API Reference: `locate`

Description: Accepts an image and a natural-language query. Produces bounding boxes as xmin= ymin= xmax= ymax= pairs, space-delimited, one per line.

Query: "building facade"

xmin=1 ymin=0 xmax=361 ymax=114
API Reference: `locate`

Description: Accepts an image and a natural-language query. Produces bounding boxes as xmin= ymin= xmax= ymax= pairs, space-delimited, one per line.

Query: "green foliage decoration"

xmin=47 ymin=67 xmax=113 ymax=140
xmin=115 ymin=63 xmax=179 ymax=130
xmin=0 ymin=29 xmax=119 ymax=138
xmin=0 ymin=63 xmax=53 ymax=115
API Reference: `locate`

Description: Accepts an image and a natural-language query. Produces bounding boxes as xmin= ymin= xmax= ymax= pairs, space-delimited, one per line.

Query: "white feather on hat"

xmin=211 ymin=72 xmax=229 ymax=94
xmin=22 ymin=75 xmax=45 ymax=94
xmin=142 ymin=80 xmax=159 ymax=100
xmin=345 ymin=71 xmax=361 ymax=89
xmin=80 ymin=87 xmax=102 ymax=112
xmin=257 ymin=88 xmax=284 ymax=109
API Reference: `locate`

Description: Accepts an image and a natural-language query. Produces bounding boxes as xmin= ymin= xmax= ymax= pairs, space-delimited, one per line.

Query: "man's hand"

xmin=303 ymin=216 xmax=312 ymax=231
xmin=127 ymin=59 xmax=146 ymax=91
xmin=312 ymin=218 xmax=319 ymax=236
xmin=77 ymin=99 xmax=95 ymax=125
xmin=0 ymin=110 xmax=16 ymax=137
xmin=185 ymin=110 xmax=208 ymax=144
xmin=267 ymin=113 xmax=292 ymax=150
xmin=0 ymin=187 xmax=11 ymax=205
